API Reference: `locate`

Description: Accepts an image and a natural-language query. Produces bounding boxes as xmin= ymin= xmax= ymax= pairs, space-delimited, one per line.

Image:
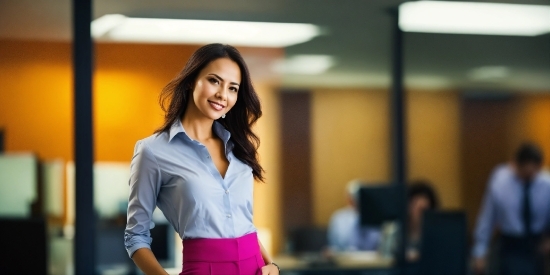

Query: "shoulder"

xmin=330 ymin=207 xmax=356 ymax=221
xmin=132 ymin=132 xmax=173 ymax=161
xmin=490 ymin=164 xmax=512 ymax=182
xmin=135 ymin=131 xmax=170 ymax=151
xmin=485 ymin=164 xmax=514 ymax=192
xmin=537 ymin=169 xmax=550 ymax=186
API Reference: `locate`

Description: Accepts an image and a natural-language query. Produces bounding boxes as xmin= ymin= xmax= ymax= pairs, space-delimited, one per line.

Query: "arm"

xmin=259 ymin=240 xmax=272 ymax=264
xmin=259 ymin=240 xmax=279 ymax=275
xmin=326 ymin=212 xmax=342 ymax=251
xmin=471 ymin=170 xmax=500 ymax=274
xmin=125 ymin=141 xmax=166 ymax=275
xmin=472 ymin=180 xmax=497 ymax=259
xmin=132 ymin=248 xmax=168 ymax=275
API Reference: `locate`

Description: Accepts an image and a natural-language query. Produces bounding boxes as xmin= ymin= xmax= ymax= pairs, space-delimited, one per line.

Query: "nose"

xmin=215 ymin=86 xmax=228 ymax=101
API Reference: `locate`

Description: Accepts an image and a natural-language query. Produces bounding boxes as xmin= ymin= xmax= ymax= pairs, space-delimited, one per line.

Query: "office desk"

xmin=275 ymin=252 xmax=396 ymax=275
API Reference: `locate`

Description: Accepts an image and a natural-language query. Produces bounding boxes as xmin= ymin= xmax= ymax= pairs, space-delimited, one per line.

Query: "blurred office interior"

xmin=0 ymin=0 xmax=549 ymax=274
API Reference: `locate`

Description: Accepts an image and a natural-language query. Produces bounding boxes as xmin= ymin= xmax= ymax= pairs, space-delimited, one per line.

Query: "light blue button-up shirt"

xmin=472 ymin=164 xmax=550 ymax=258
xmin=124 ymin=120 xmax=257 ymax=257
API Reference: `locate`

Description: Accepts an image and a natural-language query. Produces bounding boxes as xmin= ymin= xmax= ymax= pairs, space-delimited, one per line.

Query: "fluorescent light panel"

xmin=272 ymin=55 xmax=335 ymax=75
xmin=399 ymin=1 xmax=550 ymax=36
xmin=92 ymin=14 xmax=320 ymax=47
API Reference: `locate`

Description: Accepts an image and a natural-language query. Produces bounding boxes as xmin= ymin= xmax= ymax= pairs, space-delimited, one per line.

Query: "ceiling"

xmin=1 ymin=0 xmax=549 ymax=91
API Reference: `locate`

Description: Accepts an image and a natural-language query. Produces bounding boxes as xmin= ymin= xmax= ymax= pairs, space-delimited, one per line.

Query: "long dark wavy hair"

xmin=155 ymin=43 xmax=264 ymax=182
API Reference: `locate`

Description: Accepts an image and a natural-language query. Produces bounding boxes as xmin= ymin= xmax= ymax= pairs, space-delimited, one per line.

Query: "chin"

xmin=204 ymin=112 xmax=223 ymax=121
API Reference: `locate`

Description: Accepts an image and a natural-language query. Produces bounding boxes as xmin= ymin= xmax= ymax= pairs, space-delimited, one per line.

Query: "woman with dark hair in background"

xmin=124 ymin=44 xmax=280 ymax=275
xmin=406 ymin=180 xmax=440 ymax=262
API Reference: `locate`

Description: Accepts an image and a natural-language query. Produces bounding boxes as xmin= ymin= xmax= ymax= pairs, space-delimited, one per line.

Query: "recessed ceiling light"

xmin=91 ymin=14 xmax=321 ymax=47
xmin=399 ymin=1 xmax=550 ymax=36
xmin=272 ymin=55 xmax=335 ymax=75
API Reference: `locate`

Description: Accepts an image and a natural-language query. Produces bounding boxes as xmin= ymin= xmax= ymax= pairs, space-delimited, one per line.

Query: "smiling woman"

xmin=156 ymin=43 xmax=264 ymax=181
xmin=124 ymin=44 xmax=280 ymax=275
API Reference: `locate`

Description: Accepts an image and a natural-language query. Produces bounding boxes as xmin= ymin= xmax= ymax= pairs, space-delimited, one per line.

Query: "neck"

xmin=181 ymin=104 xmax=215 ymax=142
xmin=409 ymin=219 xmax=420 ymax=236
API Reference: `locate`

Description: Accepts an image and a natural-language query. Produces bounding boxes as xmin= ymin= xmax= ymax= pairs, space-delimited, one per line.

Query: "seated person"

xmin=406 ymin=180 xmax=440 ymax=262
xmin=327 ymin=179 xmax=381 ymax=252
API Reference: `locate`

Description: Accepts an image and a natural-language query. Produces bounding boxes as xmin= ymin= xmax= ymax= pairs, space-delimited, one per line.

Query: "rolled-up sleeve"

xmin=124 ymin=141 xmax=162 ymax=258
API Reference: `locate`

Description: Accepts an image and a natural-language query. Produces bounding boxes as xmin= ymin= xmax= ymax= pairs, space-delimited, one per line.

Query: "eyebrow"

xmin=208 ymin=73 xmax=240 ymax=86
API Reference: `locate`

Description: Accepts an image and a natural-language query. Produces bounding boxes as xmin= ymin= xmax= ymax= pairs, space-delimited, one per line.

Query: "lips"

xmin=208 ymin=100 xmax=225 ymax=111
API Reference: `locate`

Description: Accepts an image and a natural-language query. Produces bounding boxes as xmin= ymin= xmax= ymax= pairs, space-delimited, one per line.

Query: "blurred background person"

xmin=327 ymin=179 xmax=381 ymax=252
xmin=406 ymin=180 xmax=440 ymax=263
xmin=472 ymin=142 xmax=550 ymax=275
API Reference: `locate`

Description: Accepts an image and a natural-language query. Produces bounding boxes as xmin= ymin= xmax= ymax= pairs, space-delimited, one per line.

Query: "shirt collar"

xmin=212 ymin=121 xmax=232 ymax=145
xmin=168 ymin=119 xmax=185 ymax=142
xmin=168 ymin=119 xmax=231 ymax=145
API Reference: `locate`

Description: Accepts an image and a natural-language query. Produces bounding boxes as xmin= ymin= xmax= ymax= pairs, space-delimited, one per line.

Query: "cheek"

xmin=227 ymin=93 xmax=238 ymax=109
xmin=192 ymin=82 xmax=203 ymax=101
xmin=193 ymin=81 xmax=214 ymax=100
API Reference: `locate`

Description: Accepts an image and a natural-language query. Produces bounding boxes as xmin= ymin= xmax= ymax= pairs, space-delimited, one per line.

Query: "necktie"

xmin=522 ymin=181 xmax=532 ymax=237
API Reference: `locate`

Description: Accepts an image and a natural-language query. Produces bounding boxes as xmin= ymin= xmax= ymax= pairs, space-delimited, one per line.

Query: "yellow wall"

xmin=0 ymin=41 xmax=73 ymax=160
xmin=407 ymin=91 xmax=462 ymax=209
xmin=0 ymin=40 xmax=283 ymax=254
xmin=311 ymin=89 xmax=391 ymax=225
xmin=253 ymin=82 xmax=283 ymax=255
xmin=311 ymin=89 xmax=463 ymax=225
xmin=507 ymin=95 xmax=550 ymax=167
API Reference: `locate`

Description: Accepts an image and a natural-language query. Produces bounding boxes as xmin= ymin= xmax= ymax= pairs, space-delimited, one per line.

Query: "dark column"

xmin=0 ymin=128 xmax=4 ymax=153
xmin=73 ymin=0 xmax=95 ymax=274
xmin=389 ymin=8 xmax=408 ymax=269
xmin=280 ymin=91 xmax=313 ymax=232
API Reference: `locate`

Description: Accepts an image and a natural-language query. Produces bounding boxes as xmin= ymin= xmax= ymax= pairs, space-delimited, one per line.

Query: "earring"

xmin=221 ymin=114 xmax=226 ymax=119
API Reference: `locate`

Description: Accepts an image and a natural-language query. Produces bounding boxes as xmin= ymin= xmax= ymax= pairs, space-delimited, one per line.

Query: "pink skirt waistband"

xmin=182 ymin=232 xmax=260 ymax=263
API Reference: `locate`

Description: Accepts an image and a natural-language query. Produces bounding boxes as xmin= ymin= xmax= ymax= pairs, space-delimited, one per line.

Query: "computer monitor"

xmin=288 ymin=226 xmax=328 ymax=254
xmin=358 ymin=184 xmax=400 ymax=226
xmin=419 ymin=210 xmax=467 ymax=275
xmin=0 ymin=218 xmax=47 ymax=274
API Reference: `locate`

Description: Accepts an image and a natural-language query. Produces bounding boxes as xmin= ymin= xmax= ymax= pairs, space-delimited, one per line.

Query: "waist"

xmin=183 ymin=232 xmax=260 ymax=262
xmin=499 ymin=233 xmax=542 ymax=251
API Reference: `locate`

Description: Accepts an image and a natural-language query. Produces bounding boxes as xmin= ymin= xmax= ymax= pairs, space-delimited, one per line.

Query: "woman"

xmin=406 ymin=180 xmax=439 ymax=262
xmin=124 ymin=44 xmax=280 ymax=275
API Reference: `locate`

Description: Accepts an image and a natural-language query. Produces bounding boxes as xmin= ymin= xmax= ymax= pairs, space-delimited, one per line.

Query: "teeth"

xmin=209 ymin=101 xmax=223 ymax=110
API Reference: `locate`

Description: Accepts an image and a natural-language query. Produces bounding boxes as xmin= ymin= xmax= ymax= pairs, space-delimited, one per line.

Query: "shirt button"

xmin=225 ymin=190 xmax=229 ymax=194
xmin=206 ymin=155 xmax=210 ymax=159
xmin=226 ymin=214 xmax=232 ymax=218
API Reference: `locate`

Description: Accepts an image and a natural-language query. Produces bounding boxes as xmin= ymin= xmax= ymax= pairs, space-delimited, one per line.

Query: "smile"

xmin=208 ymin=100 xmax=225 ymax=111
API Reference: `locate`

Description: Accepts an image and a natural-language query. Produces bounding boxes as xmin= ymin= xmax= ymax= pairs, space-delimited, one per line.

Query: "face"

xmin=409 ymin=195 xmax=431 ymax=225
xmin=189 ymin=57 xmax=241 ymax=120
xmin=515 ymin=162 xmax=542 ymax=182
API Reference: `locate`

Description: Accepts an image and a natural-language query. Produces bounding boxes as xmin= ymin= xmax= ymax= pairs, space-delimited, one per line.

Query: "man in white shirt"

xmin=327 ymin=180 xmax=381 ymax=252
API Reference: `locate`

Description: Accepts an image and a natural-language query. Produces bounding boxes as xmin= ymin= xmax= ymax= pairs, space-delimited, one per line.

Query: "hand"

xmin=261 ymin=263 xmax=280 ymax=275
xmin=473 ymin=257 xmax=486 ymax=275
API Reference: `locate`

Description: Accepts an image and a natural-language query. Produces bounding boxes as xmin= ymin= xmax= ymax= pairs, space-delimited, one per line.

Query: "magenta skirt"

xmin=180 ymin=232 xmax=266 ymax=275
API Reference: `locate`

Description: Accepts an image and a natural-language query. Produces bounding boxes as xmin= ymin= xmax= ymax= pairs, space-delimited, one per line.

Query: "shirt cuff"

xmin=126 ymin=242 xmax=151 ymax=258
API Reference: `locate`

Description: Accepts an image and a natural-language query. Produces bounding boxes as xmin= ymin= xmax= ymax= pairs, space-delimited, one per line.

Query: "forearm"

xmin=132 ymin=248 xmax=168 ymax=275
xmin=259 ymin=240 xmax=272 ymax=264
xmin=472 ymin=189 xmax=496 ymax=259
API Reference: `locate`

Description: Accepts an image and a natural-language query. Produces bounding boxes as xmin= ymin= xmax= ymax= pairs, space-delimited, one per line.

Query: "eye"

xmin=208 ymin=78 xmax=219 ymax=85
xmin=230 ymin=87 xmax=239 ymax=93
